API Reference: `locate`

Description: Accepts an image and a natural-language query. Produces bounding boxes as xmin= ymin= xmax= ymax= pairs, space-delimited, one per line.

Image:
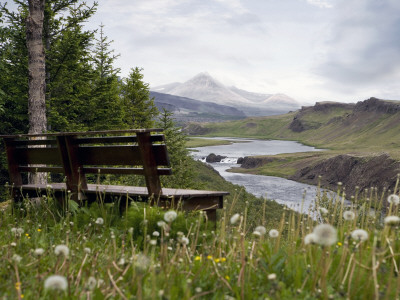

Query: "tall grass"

xmin=1 ymin=179 xmax=400 ymax=299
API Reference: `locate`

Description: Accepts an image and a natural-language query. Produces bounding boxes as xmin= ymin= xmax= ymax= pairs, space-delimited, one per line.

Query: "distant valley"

xmin=151 ymin=72 xmax=300 ymax=122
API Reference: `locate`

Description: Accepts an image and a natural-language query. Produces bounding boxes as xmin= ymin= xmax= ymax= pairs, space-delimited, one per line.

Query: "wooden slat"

xmin=83 ymin=167 xmax=172 ymax=175
xmin=13 ymin=139 xmax=58 ymax=147
xmin=3 ymin=138 xmax=23 ymax=186
xmin=13 ymin=147 xmax=62 ymax=165
xmin=77 ymin=145 xmax=170 ymax=166
xmin=76 ymin=134 xmax=165 ymax=145
xmin=19 ymin=166 xmax=64 ymax=173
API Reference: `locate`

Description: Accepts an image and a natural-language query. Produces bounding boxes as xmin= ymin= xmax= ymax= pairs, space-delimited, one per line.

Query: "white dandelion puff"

xmin=86 ymin=276 xmax=97 ymax=291
xmin=384 ymin=215 xmax=400 ymax=226
xmin=152 ymin=231 xmax=160 ymax=237
xmin=254 ymin=226 xmax=267 ymax=236
xmin=95 ymin=218 xmax=104 ymax=225
xmin=164 ymin=210 xmax=177 ymax=223
xmin=304 ymin=233 xmax=317 ymax=245
xmin=319 ymin=207 xmax=329 ymax=216
xmin=269 ymin=229 xmax=279 ymax=238
xmin=313 ymin=224 xmax=337 ymax=246
xmin=34 ymin=248 xmax=45 ymax=256
xmin=44 ymin=275 xmax=68 ymax=291
xmin=343 ymin=211 xmax=356 ymax=221
xmin=181 ymin=237 xmax=189 ymax=245
xmin=268 ymin=273 xmax=277 ymax=280
xmin=230 ymin=213 xmax=240 ymax=225
xmin=351 ymin=229 xmax=369 ymax=242
xmin=388 ymin=194 xmax=400 ymax=205
xmin=12 ymin=254 xmax=22 ymax=263
xmin=54 ymin=245 xmax=69 ymax=257
xmin=84 ymin=247 xmax=91 ymax=254
xmin=150 ymin=240 xmax=157 ymax=246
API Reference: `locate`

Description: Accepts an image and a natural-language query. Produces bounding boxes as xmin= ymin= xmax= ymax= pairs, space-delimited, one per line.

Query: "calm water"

xmin=190 ymin=138 xmax=336 ymax=213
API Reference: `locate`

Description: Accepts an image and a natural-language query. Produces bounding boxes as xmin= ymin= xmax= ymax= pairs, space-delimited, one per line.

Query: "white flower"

xmin=164 ymin=210 xmax=177 ymax=223
xmin=384 ymin=215 xmax=400 ymax=226
xmin=95 ymin=218 xmax=104 ymax=225
xmin=343 ymin=211 xmax=356 ymax=221
xmin=268 ymin=273 xmax=277 ymax=280
xmin=152 ymin=231 xmax=160 ymax=237
xmin=44 ymin=275 xmax=68 ymax=291
xmin=86 ymin=276 xmax=97 ymax=291
xmin=319 ymin=207 xmax=329 ymax=216
xmin=128 ymin=227 xmax=134 ymax=234
xmin=54 ymin=245 xmax=70 ymax=257
xmin=150 ymin=240 xmax=157 ymax=246
xmin=34 ymin=248 xmax=45 ymax=256
xmin=304 ymin=233 xmax=317 ymax=245
xmin=181 ymin=237 xmax=189 ymax=245
xmin=313 ymin=224 xmax=337 ymax=246
xmin=195 ymin=287 xmax=202 ymax=293
xmin=388 ymin=194 xmax=400 ymax=205
xmin=254 ymin=226 xmax=267 ymax=236
xmin=12 ymin=254 xmax=22 ymax=263
xmin=157 ymin=220 xmax=167 ymax=228
xmin=135 ymin=253 xmax=150 ymax=272
xmin=253 ymin=231 xmax=261 ymax=237
xmin=351 ymin=229 xmax=369 ymax=242
xmin=230 ymin=213 xmax=240 ymax=225
xmin=10 ymin=242 xmax=17 ymax=247
xmin=118 ymin=258 xmax=126 ymax=266
xmin=84 ymin=247 xmax=91 ymax=254
xmin=269 ymin=229 xmax=279 ymax=238
xmin=11 ymin=227 xmax=17 ymax=234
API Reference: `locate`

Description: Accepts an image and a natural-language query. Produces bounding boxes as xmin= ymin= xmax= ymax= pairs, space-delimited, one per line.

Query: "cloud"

xmin=306 ymin=0 xmax=334 ymax=9
xmin=314 ymin=0 xmax=400 ymax=94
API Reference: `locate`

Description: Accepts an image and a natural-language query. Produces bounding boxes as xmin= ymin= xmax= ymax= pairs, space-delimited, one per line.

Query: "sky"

xmin=7 ymin=0 xmax=400 ymax=104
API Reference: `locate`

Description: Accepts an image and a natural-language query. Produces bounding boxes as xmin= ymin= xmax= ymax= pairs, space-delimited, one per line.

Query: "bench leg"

xmin=205 ymin=209 xmax=217 ymax=223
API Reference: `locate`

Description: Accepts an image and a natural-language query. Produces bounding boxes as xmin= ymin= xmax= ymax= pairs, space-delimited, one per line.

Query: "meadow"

xmin=1 ymin=177 xmax=400 ymax=299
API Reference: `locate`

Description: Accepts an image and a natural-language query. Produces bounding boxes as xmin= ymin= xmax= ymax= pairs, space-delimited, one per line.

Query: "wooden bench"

xmin=2 ymin=129 xmax=228 ymax=221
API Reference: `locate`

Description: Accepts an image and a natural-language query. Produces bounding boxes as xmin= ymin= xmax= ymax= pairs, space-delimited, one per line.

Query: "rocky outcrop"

xmin=206 ymin=153 xmax=227 ymax=163
xmin=354 ymin=97 xmax=400 ymax=114
xmin=239 ymin=156 xmax=278 ymax=168
xmin=289 ymin=153 xmax=400 ymax=196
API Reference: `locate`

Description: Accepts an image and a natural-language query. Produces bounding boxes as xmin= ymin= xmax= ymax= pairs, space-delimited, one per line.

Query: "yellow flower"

xmin=225 ymin=275 xmax=230 ymax=281
xmin=214 ymin=258 xmax=220 ymax=263
xmin=15 ymin=282 xmax=21 ymax=290
xmin=337 ymin=242 xmax=342 ymax=246
xmin=37 ymin=229 xmax=41 ymax=232
xmin=194 ymin=256 xmax=201 ymax=261
xmin=207 ymin=255 xmax=213 ymax=260
xmin=221 ymin=257 xmax=226 ymax=262
xmin=21 ymin=295 xmax=24 ymax=298
xmin=25 ymin=233 xmax=29 ymax=237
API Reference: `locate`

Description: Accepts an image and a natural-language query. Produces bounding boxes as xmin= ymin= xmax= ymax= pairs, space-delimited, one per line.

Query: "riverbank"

xmin=229 ymin=150 xmax=400 ymax=196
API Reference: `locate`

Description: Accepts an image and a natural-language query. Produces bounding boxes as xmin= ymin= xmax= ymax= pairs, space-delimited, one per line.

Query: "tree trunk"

xmin=26 ymin=0 xmax=47 ymax=185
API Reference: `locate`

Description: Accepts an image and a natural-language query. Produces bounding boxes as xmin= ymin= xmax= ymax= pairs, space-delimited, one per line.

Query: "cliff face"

xmin=289 ymin=153 xmax=400 ymax=196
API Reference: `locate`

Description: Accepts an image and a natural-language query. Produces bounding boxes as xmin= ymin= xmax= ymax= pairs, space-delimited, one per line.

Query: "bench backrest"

xmin=2 ymin=129 xmax=171 ymax=196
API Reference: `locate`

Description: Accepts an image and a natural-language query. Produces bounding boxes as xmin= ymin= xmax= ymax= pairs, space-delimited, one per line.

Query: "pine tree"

xmin=121 ymin=67 xmax=158 ymax=128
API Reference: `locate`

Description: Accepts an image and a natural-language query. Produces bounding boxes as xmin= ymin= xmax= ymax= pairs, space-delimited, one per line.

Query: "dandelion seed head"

xmin=304 ymin=233 xmax=317 ymax=245
xmin=268 ymin=273 xmax=277 ymax=280
xmin=388 ymin=194 xmax=400 ymax=205
xmin=195 ymin=287 xmax=202 ymax=293
xmin=181 ymin=237 xmax=189 ymax=245
xmin=95 ymin=218 xmax=104 ymax=225
xmin=254 ymin=226 xmax=267 ymax=236
xmin=34 ymin=248 xmax=45 ymax=256
xmin=343 ymin=211 xmax=356 ymax=221
xmin=54 ymin=245 xmax=69 ymax=257
xmin=150 ymin=240 xmax=157 ymax=246
xmin=84 ymin=247 xmax=91 ymax=254
xmin=351 ymin=229 xmax=369 ymax=242
xmin=313 ymin=224 xmax=337 ymax=246
xmin=10 ymin=242 xmax=17 ymax=247
xmin=152 ymin=231 xmax=160 ymax=237
xmin=230 ymin=213 xmax=240 ymax=225
xmin=12 ymin=254 xmax=22 ymax=263
xmin=384 ymin=215 xmax=400 ymax=226
xmin=157 ymin=221 xmax=166 ymax=228
xmin=269 ymin=229 xmax=279 ymax=238
xmin=164 ymin=210 xmax=177 ymax=223
xmin=44 ymin=275 xmax=68 ymax=291
xmin=135 ymin=253 xmax=150 ymax=272
xmin=86 ymin=276 xmax=97 ymax=291
xmin=319 ymin=207 xmax=329 ymax=216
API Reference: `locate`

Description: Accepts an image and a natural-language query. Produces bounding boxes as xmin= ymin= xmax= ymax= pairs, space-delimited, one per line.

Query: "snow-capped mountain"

xmin=151 ymin=72 xmax=301 ymax=116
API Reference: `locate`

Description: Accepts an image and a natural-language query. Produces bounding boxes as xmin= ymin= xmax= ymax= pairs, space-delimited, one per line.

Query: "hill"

xmin=184 ymin=97 xmax=400 ymax=195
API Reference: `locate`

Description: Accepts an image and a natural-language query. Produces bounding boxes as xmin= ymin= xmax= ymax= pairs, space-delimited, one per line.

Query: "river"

xmin=190 ymin=137 xmax=336 ymax=213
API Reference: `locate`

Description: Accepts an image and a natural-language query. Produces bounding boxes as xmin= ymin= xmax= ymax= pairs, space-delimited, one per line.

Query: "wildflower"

xmin=164 ymin=210 xmax=178 ymax=222
xmin=319 ymin=207 xmax=329 ymax=216
xmin=54 ymin=245 xmax=69 ymax=257
xmin=84 ymin=248 xmax=91 ymax=254
xmin=44 ymin=275 xmax=68 ymax=291
xmin=313 ymin=224 xmax=337 ymax=246
xmin=128 ymin=227 xmax=134 ymax=234
xmin=150 ymin=240 xmax=157 ymax=246
xmin=215 ymin=258 xmax=220 ymax=263
xmin=34 ymin=248 xmax=45 ymax=256
xmin=388 ymin=194 xmax=400 ymax=205
xmin=304 ymin=233 xmax=317 ymax=245
xmin=351 ymin=229 xmax=369 ymax=242
xmin=181 ymin=237 xmax=189 ymax=245
xmin=157 ymin=221 xmax=166 ymax=228
xmin=135 ymin=254 xmax=150 ymax=272
xmin=195 ymin=287 xmax=202 ymax=293
xmin=268 ymin=273 xmax=277 ymax=280
xmin=384 ymin=215 xmax=400 ymax=226
xmin=152 ymin=231 xmax=160 ymax=237
xmin=269 ymin=229 xmax=279 ymax=238
xmin=253 ymin=231 xmax=261 ymax=237
xmin=225 ymin=275 xmax=230 ymax=281
xmin=118 ymin=258 xmax=126 ymax=266
xmin=95 ymin=218 xmax=104 ymax=225
xmin=37 ymin=228 xmax=41 ymax=232
xmin=230 ymin=213 xmax=240 ymax=225
xmin=221 ymin=257 xmax=226 ymax=262
xmin=254 ymin=226 xmax=267 ymax=236
xmin=337 ymin=242 xmax=343 ymax=246
xmin=12 ymin=254 xmax=22 ymax=263
xmin=86 ymin=276 xmax=97 ymax=291
xmin=10 ymin=242 xmax=17 ymax=247
xmin=207 ymin=255 xmax=213 ymax=260
xmin=194 ymin=256 xmax=202 ymax=261
xmin=343 ymin=211 xmax=356 ymax=221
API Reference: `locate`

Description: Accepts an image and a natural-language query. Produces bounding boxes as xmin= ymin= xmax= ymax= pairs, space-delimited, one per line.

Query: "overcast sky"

xmin=7 ymin=0 xmax=400 ymax=104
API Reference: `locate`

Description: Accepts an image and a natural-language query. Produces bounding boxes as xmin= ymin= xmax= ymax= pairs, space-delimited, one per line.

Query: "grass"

xmin=1 ymin=177 xmax=400 ymax=299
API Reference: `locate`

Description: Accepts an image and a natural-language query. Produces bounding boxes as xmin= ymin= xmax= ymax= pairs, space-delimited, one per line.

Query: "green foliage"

xmin=121 ymin=67 xmax=159 ymax=128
